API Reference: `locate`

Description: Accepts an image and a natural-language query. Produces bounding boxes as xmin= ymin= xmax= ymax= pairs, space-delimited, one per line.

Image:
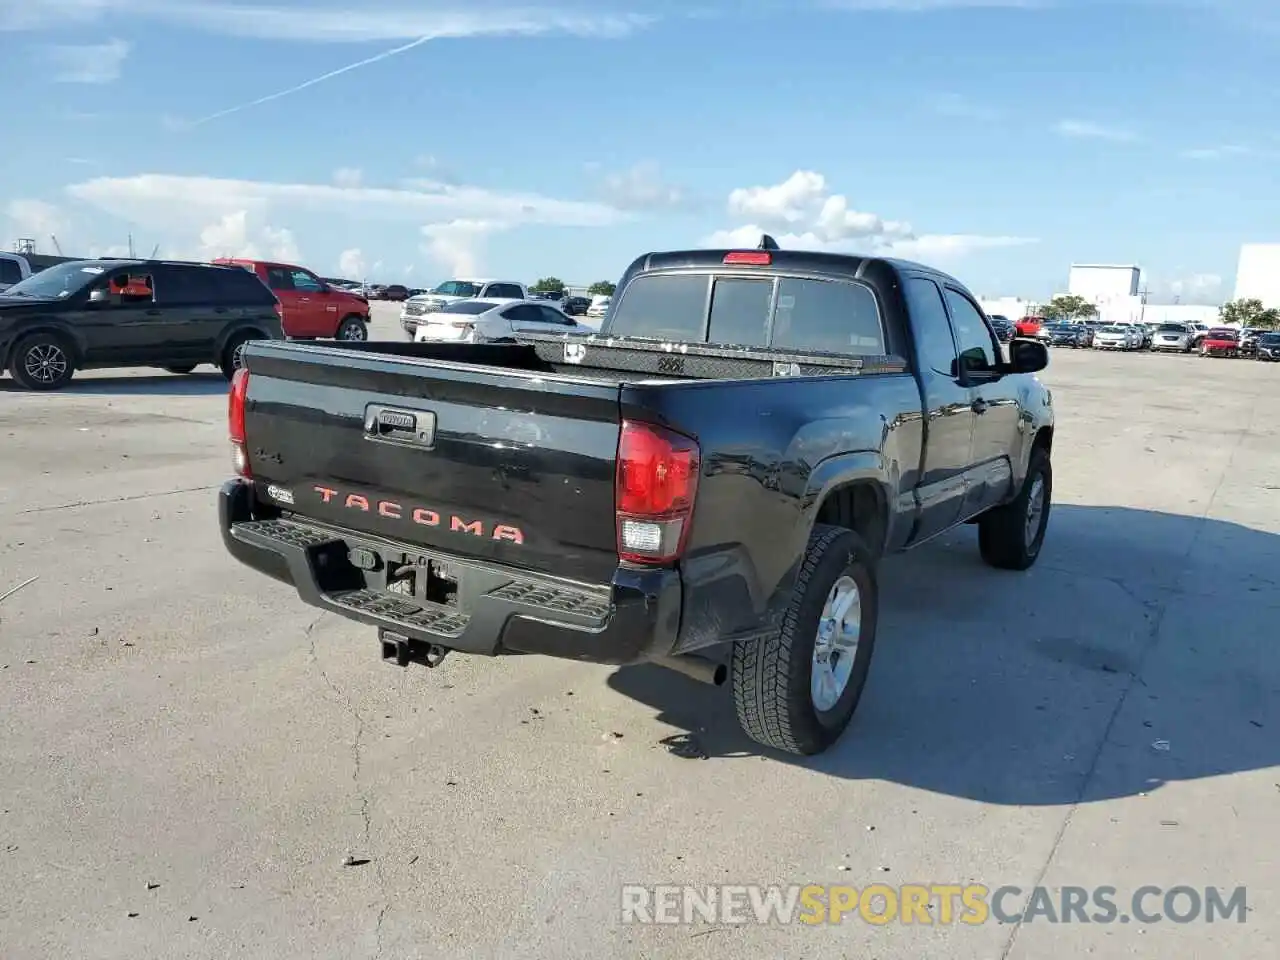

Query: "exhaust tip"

xmin=711 ymin=663 xmax=728 ymax=686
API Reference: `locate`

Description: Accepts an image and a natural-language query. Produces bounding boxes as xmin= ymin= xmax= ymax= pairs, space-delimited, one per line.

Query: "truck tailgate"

xmin=239 ymin=341 xmax=623 ymax=585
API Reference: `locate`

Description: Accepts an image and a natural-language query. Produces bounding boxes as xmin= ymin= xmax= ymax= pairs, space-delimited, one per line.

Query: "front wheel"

xmin=336 ymin=315 xmax=368 ymax=341
xmin=731 ymin=525 xmax=879 ymax=756
xmin=9 ymin=333 xmax=76 ymax=391
xmin=978 ymin=447 xmax=1052 ymax=571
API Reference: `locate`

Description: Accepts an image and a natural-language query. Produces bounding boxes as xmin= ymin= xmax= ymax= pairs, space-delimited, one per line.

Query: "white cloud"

xmin=724 ymin=171 xmax=913 ymax=243
xmin=1053 ymin=119 xmax=1139 ymax=142
xmin=196 ymin=210 xmax=300 ymax=262
xmin=1150 ymin=272 xmax=1224 ymax=304
xmin=332 ymin=167 xmax=363 ymax=188
xmin=338 ymin=247 xmax=366 ymax=278
xmin=44 ymin=38 xmax=130 ymax=84
xmin=1180 ymin=144 xmax=1254 ymax=160
xmin=9 ymin=3 xmax=652 ymax=124
xmin=66 ymin=173 xmax=625 ymax=231
xmin=595 ymin=162 xmax=687 ymax=210
xmin=421 ymin=220 xmax=506 ymax=277
xmin=2 ymin=1 xmax=653 ymax=40
xmin=59 ymin=171 xmax=623 ymax=273
xmin=707 ymin=170 xmax=1036 ymax=260
xmin=4 ymin=199 xmax=66 ymax=239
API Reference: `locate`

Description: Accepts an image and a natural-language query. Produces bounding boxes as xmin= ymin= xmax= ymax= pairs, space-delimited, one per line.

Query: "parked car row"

xmin=1197 ymin=326 xmax=1280 ymax=359
xmin=985 ymin=314 xmax=1277 ymax=360
xmin=399 ymin=280 xmax=612 ymax=340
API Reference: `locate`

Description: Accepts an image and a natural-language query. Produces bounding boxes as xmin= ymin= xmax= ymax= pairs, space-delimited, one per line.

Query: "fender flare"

xmin=2 ymin=320 xmax=87 ymax=369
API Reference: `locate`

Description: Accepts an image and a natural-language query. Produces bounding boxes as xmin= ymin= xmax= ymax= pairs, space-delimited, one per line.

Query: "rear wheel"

xmin=731 ymin=525 xmax=879 ymax=756
xmin=336 ymin=315 xmax=368 ymax=341
xmin=978 ymin=447 xmax=1052 ymax=570
xmin=9 ymin=333 xmax=76 ymax=391
xmin=220 ymin=332 xmax=260 ymax=380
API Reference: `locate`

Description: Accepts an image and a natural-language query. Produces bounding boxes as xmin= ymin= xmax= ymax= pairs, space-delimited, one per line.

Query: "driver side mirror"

xmin=87 ymin=288 xmax=108 ymax=304
xmin=1008 ymin=339 xmax=1049 ymax=374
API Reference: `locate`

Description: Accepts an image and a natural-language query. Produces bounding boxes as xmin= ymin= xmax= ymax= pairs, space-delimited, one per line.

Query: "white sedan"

xmin=1092 ymin=325 xmax=1137 ymax=350
xmin=413 ymin=298 xmax=591 ymax=343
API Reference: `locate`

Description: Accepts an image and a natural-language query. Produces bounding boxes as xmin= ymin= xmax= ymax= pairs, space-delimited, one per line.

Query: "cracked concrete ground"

xmin=1 ymin=312 xmax=1278 ymax=959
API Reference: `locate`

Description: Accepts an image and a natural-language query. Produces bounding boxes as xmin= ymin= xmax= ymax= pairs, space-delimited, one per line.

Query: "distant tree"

xmin=1219 ymin=297 xmax=1280 ymax=329
xmin=588 ymin=281 xmax=616 ymax=296
xmin=531 ymin=276 xmax=565 ymax=294
xmin=1041 ymin=294 xmax=1097 ymax=321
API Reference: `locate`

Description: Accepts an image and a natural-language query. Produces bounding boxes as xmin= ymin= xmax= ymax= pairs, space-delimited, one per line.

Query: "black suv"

xmin=0 ymin=259 xmax=284 ymax=391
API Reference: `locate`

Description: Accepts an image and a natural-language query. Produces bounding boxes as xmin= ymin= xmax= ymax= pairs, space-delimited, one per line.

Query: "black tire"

xmin=731 ymin=525 xmax=879 ymax=756
xmin=164 ymin=364 xmax=197 ymax=374
xmin=220 ymin=332 xmax=260 ymax=380
xmin=335 ymin=315 xmax=368 ymax=341
xmin=8 ymin=332 xmax=76 ymax=391
xmin=978 ymin=447 xmax=1052 ymax=571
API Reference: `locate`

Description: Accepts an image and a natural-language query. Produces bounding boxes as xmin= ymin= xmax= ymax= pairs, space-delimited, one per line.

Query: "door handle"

xmin=972 ymin=398 xmax=989 ymax=415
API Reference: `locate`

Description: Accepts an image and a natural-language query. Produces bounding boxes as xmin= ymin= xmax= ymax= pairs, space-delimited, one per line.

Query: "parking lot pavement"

xmin=1 ymin=349 xmax=1277 ymax=959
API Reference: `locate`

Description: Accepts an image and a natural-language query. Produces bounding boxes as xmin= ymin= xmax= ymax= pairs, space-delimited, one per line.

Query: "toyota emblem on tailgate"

xmin=364 ymin=404 xmax=436 ymax=446
xmin=377 ymin=410 xmax=416 ymax=431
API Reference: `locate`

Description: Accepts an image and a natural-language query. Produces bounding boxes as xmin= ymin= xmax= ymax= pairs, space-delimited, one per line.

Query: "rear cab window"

xmin=608 ymin=272 xmax=888 ymax=355
xmin=0 ymin=258 xmax=22 ymax=285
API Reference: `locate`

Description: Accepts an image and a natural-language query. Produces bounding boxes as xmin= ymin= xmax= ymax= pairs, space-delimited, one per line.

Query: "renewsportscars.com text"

xmin=620 ymin=884 xmax=1247 ymax=926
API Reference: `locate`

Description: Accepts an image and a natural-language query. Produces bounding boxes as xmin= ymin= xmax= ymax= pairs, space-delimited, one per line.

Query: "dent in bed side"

xmin=1007 ymin=379 xmax=1054 ymax=497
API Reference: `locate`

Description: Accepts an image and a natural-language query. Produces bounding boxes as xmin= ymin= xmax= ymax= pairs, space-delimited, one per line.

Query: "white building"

xmin=1068 ymin=264 xmax=1141 ymax=304
xmin=1233 ymin=244 xmax=1280 ymax=308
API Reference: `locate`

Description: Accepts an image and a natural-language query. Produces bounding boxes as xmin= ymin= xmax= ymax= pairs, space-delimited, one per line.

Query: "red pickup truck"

xmin=214 ymin=259 xmax=370 ymax=340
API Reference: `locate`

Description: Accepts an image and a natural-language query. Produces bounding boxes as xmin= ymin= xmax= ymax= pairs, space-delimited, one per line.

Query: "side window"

xmin=0 ymin=259 xmax=21 ymax=285
xmin=485 ymin=283 xmax=523 ymax=299
xmin=707 ymin=277 xmax=772 ymax=346
xmin=771 ymin=277 xmax=885 ymax=355
xmin=502 ymin=304 xmax=541 ymax=324
xmin=265 ymin=267 xmax=293 ymax=291
xmin=154 ymin=266 xmax=217 ymax=305
xmin=96 ymin=271 xmax=155 ymax=304
xmin=536 ymin=305 xmax=572 ymax=325
xmin=290 ymin=269 xmax=324 ymax=293
xmin=943 ymin=288 xmax=999 ymax=376
xmin=904 ymin=278 xmax=958 ymax=376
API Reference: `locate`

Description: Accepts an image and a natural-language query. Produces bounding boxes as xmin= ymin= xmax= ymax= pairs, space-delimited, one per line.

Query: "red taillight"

xmin=228 ymin=368 xmax=251 ymax=477
xmin=723 ymin=251 xmax=771 ymax=265
xmin=615 ymin=420 xmax=700 ymax=565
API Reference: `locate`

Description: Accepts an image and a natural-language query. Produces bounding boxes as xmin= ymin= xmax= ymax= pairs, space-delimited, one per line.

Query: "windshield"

xmin=432 ymin=281 xmax=480 ymax=297
xmin=1 ymin=260 xmax=107 ymax=299
xmin=1156 ymin=323 xmax=1187 ymax=332
xmin=1098 ymin=326 xmax=1125 ymax=333
xmin=1207 ymin=329 xmax=1238 ymax=339
xmin=1260 ymin=332 xmax=1280 ymax=342
xmin=440 ymin=299 xmax=498 ymax=315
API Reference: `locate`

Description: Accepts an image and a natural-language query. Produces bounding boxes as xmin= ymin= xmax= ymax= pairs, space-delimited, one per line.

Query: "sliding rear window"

xmin=608 ymin=272 xmax=886 ymax=355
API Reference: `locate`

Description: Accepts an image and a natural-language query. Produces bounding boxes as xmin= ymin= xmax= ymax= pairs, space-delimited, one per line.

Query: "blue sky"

xmin=2 ymin=0 xmax=1278 ymax=302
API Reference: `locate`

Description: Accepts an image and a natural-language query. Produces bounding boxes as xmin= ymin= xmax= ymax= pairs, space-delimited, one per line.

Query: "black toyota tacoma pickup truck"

xmin=219 ymin=245 xmax=1055 ymax=756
